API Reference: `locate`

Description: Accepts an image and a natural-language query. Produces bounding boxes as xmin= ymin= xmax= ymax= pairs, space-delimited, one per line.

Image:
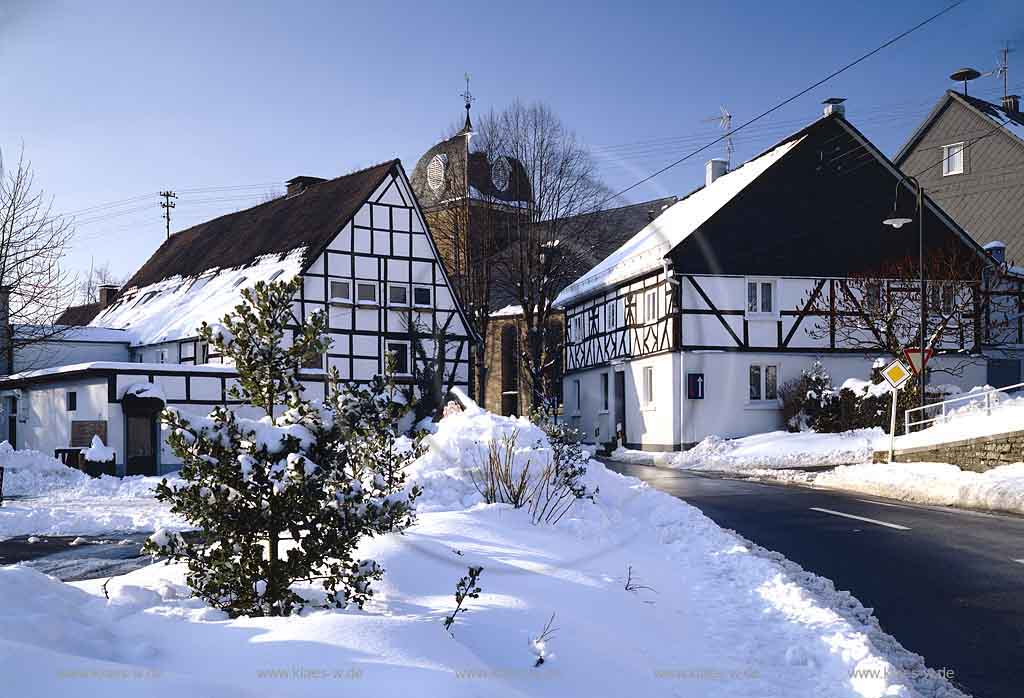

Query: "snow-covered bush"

xmin=143 ymin=279 xmax=419 ymax=617
xmin=780 ymin=361 xmax=833 ymax=432
xmin=81 ymin=435 xmax=116 ymax=478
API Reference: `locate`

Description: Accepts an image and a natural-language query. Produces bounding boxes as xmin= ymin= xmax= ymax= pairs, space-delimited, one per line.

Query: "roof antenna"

xmin=995 ymin=43 xmax=1013 ymax=99
xmin=459 ymin=72 xmax=475 ymax=133
xmin=949 ymin=67 xmax=981 ymax=96
xmin=700 ymin=105 xmax=733 ymax=168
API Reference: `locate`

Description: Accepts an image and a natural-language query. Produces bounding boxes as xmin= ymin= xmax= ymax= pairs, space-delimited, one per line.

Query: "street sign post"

xmin=881 ymin=359 xmax=912 ymax=462
xmin=902 ymin=347 xmax=933 ymax=375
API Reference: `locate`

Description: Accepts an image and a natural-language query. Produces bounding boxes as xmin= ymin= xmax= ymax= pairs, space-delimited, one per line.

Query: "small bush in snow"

xmin=530 ymin=613 xmax=558 ymax=667
xmin=471 ymin=429 xmax=535 ymax=507
xmin=529 ymin=412 xmax=596 ymax=525
xmin=442 ymin=565 xmax=483 ymax=636
xmin=143 ymin=279 xmax=419 ymax=617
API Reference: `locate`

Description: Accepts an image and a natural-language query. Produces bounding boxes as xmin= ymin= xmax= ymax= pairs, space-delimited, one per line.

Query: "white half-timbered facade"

xmin=0 ymin=161 xmax=475 ymax=474
xmin=557 ymin=108 xmax=1016 ymax=451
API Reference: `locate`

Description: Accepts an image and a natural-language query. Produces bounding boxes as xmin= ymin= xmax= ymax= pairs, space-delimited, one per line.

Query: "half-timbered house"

xmin=0 ymin=160 xmax=474 ymax=474
xmin=556 ymin=103 xmax=1012 ymax=452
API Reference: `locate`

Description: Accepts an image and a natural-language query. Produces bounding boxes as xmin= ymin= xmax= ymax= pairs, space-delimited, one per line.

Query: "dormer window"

xmin=746 ymin=279 xmax=776 ymax=317
xmin=942 ymin=142 xmax=964 ymax=176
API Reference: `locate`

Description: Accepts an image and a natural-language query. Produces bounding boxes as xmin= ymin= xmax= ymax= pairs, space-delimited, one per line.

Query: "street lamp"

xmin=883 ymin=174 xmax=926 ymax=416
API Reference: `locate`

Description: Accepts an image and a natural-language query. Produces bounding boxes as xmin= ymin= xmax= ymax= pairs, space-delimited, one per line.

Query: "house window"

xmin=67 ymin=392 xmax=77 ymax=411
xmin=573 ymin=379 xmax=582 ymax=414
xmin=746 ymin=279 xmax=775 ymax=315
xmin=607 ymin=300 xmax=617 ymax=328
xmin=749 ymin=363 xmax=780 ymax=402
xmin=330 ymin=280 xmax=351 ymax=302
xmin=413 ymin=286 xmax=432 ymax=307
xmin=942 ymin=142 xmax=964 ymax=176
xmin=642 ymin=366 xmax=655 ymax=406
xmin=589 ymin=308 xmax=599 ymax=334
xmin=356 ymin=282 xmax=378 ymax=303
xmin=929 ymin=283 xmax=956 ymax=315
xmin=601 ymin=372 xmax=609 ymax=411
xmin=865 ymin=281 xmax=883 ymax=312
xmin=388 ymin=284 xmax=409 ymax=306
xmin=645 ymin=290 xmax=657 ymax=321
xmin=158 ymin=350 xmax=166 ymax=364
xmin=385 ymin=341 xmax=410 ymax=375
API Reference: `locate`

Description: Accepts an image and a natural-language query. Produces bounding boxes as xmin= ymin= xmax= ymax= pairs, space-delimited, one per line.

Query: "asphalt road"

xmin=602 ymin=460 xmax=1024 ymax=698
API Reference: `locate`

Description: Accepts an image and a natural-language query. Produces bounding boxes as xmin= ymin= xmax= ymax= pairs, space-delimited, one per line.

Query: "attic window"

xmin=942 ymin=143 xmax=964 ymax=176
xmin=232 ymin=276 xmax=247 ymax=288
xmin=268 ymin=269 xmax=284 ymax=282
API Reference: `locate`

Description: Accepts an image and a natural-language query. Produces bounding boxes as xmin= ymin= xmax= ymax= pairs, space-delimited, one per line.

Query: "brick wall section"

xmin=873 ymin=429 xmax=1024 ymax=472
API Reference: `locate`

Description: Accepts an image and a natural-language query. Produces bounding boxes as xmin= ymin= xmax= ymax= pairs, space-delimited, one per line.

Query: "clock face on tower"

xmin=491 ymin=156 xmax=511 ymax=192
xmin=427 ymin=154 xmax=447 ymax=194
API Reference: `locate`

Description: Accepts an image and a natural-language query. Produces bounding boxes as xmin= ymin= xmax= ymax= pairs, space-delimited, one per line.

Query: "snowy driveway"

xmin=602 ymin=460 xmax=1024 ymax=698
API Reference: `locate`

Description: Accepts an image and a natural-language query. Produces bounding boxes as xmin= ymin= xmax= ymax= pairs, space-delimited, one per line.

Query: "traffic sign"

xmin=687 ymin=373 xmax=705 ymax=400
xmin=902 ymin=347 xmax=933 ymax=375
xmin=881 ymin=359 xmax=912 ymax=390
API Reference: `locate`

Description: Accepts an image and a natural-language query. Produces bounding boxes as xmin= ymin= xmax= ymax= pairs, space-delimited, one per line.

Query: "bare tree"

xmin=0 ymin=146 xmax=76 ymax=370
xmin=76 ymin=260 xmax=122 ymax=304
xmin=802 ymin=245 xmax=1019 ymax=376
xmin=474 ymin=102 xmax=612 ymax=409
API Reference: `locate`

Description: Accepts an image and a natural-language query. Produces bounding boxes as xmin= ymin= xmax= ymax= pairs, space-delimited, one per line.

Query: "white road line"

xmin=809 ymin=507 xmax=911 ymax=530
xmin=854 ymin=498 xmax=905 ymax=508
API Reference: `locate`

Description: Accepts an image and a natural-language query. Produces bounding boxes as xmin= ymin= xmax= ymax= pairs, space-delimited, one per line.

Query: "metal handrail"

xmin=904 ymin=381 xmax=1024 ymax=434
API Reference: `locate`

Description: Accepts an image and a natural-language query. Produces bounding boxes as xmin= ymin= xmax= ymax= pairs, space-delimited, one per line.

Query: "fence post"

xmin=985 ymin=392 xmax=992 ymax=417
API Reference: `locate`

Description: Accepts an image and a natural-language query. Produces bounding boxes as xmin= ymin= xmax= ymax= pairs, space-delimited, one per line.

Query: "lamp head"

xmin=883 ymin=217 xmax=913 ymax=229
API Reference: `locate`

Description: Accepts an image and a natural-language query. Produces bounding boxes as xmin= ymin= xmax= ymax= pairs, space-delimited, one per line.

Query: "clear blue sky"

xmin=2 ymin=0 xmax=1022 ymax=286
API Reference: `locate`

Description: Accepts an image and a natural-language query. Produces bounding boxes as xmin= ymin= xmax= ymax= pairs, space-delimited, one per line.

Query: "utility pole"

xmin=159 ymin=190 xmax=177 ymax=239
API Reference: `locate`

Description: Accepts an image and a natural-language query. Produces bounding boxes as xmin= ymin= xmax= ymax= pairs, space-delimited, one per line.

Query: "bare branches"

xmin=76 ymin=261 xmax=121 ymax=305
xmin=0 ymin=146 xmax=77 ymax=365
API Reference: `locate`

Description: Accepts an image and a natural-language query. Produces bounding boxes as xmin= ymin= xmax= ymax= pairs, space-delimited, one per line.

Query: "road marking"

xmin=809 ymin=507 xmax=911 ymax=530
xmin=854 ymin=498 xmax=905 ymax=508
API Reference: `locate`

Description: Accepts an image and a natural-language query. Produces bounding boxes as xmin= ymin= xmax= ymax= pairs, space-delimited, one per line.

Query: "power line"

xmin=603 ymin=1 xmax=968 ymax=203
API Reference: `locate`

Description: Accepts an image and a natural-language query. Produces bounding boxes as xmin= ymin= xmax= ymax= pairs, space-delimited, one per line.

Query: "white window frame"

xmin=747 ymin=362 xmax=780 ymax=406
xmin=412 ymin=285 xmax=433 ymax=308
xmin=942 ymin=142 xmax=964 ymax=176
xmin=384 ymin=340 xmax=411 ymax=376
xmin=387 ymin=283 xmax=409 ymax=307
xmin=329 ymin=280 xmax=352 ymax=303
xmin=644 ymin=290 xmax=657 ymax=322
xmin=745 ymin=278 xmax=778 ymax=319
xmin=642 ymin=365 xmax=655 ymax=408
xmin=600 ymin=372 xmax=610 ymax=413
xmin=356 ymin=281 xmax=378 ymax=305
xmin=572 ymin=379 xmax=582 ymax=415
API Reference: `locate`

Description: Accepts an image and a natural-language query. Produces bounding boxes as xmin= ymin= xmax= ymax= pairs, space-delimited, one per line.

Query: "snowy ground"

xmin=0 ymin=412 xmax=966 ymax=697
xmin=0 ymin=445 xmax=186 ymax=540
xmin=894 ymin=388 xmax=1024 ymax=451
xmin=612 ymin=429 xmax=886 ymax=470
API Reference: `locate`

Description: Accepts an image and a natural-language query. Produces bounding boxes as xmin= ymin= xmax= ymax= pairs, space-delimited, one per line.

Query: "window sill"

xmin=329 ymin=299 xmax=354 ymax=306
xmin=745 ymin=313 xmax=779 ymax=322
xmin=598 ymin=409 xmax=609 ymax=415
xmin=744 ymin=401 xmax=781 ymax=411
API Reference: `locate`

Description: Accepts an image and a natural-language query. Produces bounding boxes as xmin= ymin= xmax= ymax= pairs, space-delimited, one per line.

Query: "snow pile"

xmin=82 ymin=435 xmax=116 ymax=463
xmin=612 ymin=429 xmax=886 ymax=471
xmin=754 ymin=462 xmax=1024 ymax=515
xmin=840 ymin=378 xmax=890 ymax=399
xmin=0 ymin=441 xmax=92 ymax=495
xmin=0 ymin=415 xmax=965 ymax=697
xmin=895 ymin=387 xmax=1024 ymax=450
xmin=124 ymin=382 xmax=167 ymax=401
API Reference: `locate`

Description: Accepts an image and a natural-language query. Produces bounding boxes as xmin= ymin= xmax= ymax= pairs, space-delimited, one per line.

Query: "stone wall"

xmin=874 ymin=429 xmax=1024 ymax=472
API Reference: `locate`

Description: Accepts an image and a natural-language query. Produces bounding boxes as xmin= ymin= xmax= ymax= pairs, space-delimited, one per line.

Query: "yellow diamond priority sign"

xmin=881 ymin=359 xmax=912 ymax=390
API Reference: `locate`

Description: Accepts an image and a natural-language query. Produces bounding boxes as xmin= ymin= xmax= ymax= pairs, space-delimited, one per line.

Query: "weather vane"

xmin=460 ymin=72 xmax=475 ymax=131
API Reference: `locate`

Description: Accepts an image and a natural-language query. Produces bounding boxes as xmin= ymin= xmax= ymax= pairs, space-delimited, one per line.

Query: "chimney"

xmin=98 ymin=284 xmax=119 ymax=309
xmin=984 ymin=240 xmax=1007 ymax=264
xmin=705 ymin=159 xmax=728 ymax=186
xmin=822 ymin=97 xmax=846 ymax=118
xmin=0 ymin=285 xmax=11 ymax=375
xmin=1002 ymin=94 xmax=1020 ymax=115
xmin=285 ymin=176 xmax=327 ymax=197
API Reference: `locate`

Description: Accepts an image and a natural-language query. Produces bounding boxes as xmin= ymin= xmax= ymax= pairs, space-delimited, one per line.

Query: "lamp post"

xmin=883 ymin=174 xmax=926 ymax=415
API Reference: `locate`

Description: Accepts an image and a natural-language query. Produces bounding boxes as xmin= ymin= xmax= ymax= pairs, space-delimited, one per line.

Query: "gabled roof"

xmin=120 ymin=160 xmax=398 ymax=292
xmin=895 ymin=90 xmax=1024 ymax=163
xmin=557 ymin=114 xmax=989 ymax=306
xmin=55 ymin=302 xmax=102 ymax=326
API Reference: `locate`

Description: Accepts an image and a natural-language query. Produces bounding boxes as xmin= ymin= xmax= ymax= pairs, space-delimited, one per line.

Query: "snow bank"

xmin=757 ymin=461 xmax=1024 ymax=515
xmin=612 ymin=429 xmax=886 ymax=471
xmin=895 ymin=388 xmax=1024 ymax=450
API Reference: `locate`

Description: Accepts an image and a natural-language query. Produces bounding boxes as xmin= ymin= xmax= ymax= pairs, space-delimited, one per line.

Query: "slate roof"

xmin=55 ymin=303 xmax=102 ymax=326
xmin=558 ymin=114 xmax=989 ymax=306
xmin=120 ymin=161 xmax=398 ymax=292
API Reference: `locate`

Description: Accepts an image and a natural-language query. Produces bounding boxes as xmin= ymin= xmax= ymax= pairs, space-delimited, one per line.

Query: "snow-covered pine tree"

xmin=143 ymin=279 xmax=419 ymax=617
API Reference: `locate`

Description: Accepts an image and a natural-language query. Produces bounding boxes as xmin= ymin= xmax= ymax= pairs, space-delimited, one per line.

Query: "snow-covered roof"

xmin=490 ymin=304 xmax=523 ymax=318
xmin=12 ymin=326 xmax=133 ymax=343
xmin=0 ymin=361 xmax=241 ymax=383
xmin=983 ymin=240 xmax=1007 ymax=250
xmin=555 ymin=136 xmax=804 ymax=306
xmin=88 ymin=250 xmax=306 ymax=346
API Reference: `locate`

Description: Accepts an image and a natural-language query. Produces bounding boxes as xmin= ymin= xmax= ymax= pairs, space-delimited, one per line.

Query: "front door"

xmin=613 ymin=371 xmax=626 ymax=446
xmin=125 ymin=414 xmax=156 ymax=476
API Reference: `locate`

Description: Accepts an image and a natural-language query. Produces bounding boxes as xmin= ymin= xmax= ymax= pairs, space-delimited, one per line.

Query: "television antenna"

xmin=994 ymin=43 xmax=1013 ymax=99
xmin=700 ymin=105 xmax=733 ymax=167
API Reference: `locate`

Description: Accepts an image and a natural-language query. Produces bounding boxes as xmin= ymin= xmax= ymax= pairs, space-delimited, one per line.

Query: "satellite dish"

xmin=950 ymin=67 xmax=982 ymax=95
